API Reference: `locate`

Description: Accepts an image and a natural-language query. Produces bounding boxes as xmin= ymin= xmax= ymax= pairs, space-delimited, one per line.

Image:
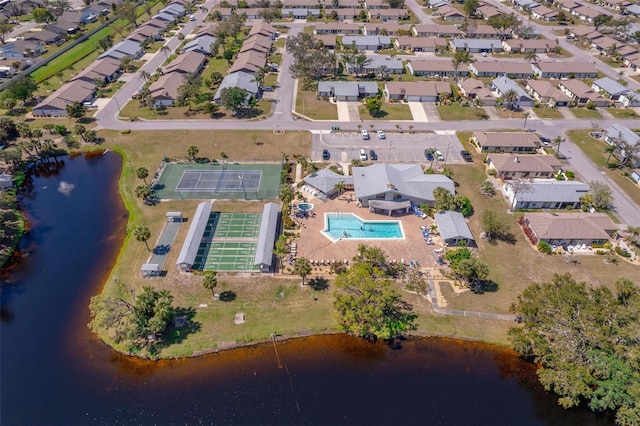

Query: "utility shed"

xmin=141 ymin=263 xmax=161 ymax=277
xmin=166 ymin=211 xmax=183 ymax=222
xmin=435 ymin=210 xmax=475 ymax=247
xmin=254 ymin=202 xmax=280 ymax=272
xmin=176 ymin=201 xmax=213 ymax=272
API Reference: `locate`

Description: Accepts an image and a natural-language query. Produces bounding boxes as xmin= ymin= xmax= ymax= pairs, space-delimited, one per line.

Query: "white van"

xmin=359 ymin=149 xmax=368 ymax=161
xmin=360 ymin=130 xmax=369 ymax=140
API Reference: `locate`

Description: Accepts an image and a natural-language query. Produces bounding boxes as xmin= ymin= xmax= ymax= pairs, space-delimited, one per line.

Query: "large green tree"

xmin=66 ymin=101 xmax=87 ymax=120
xmin=6 ymin=76 xmax=37 ymax=102
xmin=293 ymin=257 xmax=312 ymax=286
xmin=220 ymin=87 xmax=249 ymax=113
xmin=509 ymin=274 xmax=640 ymax=424
xmin=89 ymin=285 xmax=175 ymax=354
xmin=333 ymin=261 xmax=417 ymax=341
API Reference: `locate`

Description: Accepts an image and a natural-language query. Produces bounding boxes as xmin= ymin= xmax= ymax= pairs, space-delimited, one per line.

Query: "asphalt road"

xmin=93 ymin=8 xmax=640 ymax=227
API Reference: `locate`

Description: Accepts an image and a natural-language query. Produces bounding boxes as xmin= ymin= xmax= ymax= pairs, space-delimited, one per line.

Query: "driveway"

xmin=422 ymin=102 xmax=440 ymax=122
xmin=408 ymin=102 xmax=429 ymax=122
xmin=336 ymin=101 xmax=360 ymax=122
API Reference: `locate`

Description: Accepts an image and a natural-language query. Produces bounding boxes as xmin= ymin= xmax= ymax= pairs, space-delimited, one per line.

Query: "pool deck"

xmin=295 ymin=191 xmax=443 ymax=267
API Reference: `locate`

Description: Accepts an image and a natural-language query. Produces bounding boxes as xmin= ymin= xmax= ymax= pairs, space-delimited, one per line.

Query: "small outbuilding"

xmin=435 ymin=210 xmax=475 ymax=247
xmin=176 ymin=201 xmax=213 ymax=272
xmin=141 ymin=263 xmax=161 ymax=277
xmin=254 ymin=202 xmax=280 ymax=273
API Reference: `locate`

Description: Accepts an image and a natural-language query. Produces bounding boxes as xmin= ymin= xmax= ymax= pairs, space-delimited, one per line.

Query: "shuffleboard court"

xmin=154 ymin=163 xmax=282 ymax=200
xmin=193 ymin=213 xmax=263 ymax=272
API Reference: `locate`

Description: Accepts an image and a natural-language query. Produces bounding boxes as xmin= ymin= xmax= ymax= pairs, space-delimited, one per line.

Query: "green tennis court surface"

xmin=154 ymin=163 xmax=282 ymax=200
xmin=194 ymin=213 xmax=263 ymax=271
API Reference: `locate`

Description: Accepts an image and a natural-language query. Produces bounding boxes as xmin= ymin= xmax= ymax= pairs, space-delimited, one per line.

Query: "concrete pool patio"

xmin=293 ymin=191 xmax=443 ymax=267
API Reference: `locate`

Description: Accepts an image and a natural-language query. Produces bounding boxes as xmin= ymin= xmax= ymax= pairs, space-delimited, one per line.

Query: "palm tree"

xmin=396 ymin=124 xmax=402 ymax=133
xmin=187 ymin=144 xmax=198 ymax=161
xmin=280 ymin=185 xmax=294 ymax=205
xmin=272 ymin=235 xmax=288 ymax=273
xmin=626 ymin=226 xmax=640 ymax=244
xmin=293 ymin=257 xmax=312 ymax=286
xmin=409 ymin=125 xmax=414 ymax=133
xmin=138 ymin=70 xmax=151 ymax=81
xmin=136 ymin=166 xmax=149 ymax=184
xmin=334 ymin=180 xmax=345 ymax=196
xmin=522 ymin=112 xmax=530 ymax=129
xmin=502 ymin=89 xmax=519 ymax=110
xmin=202 ymin=271 xmax=218 ymax=298
xmin=132 ymin=225 xmax=151 ymax=251
xmin=135 ymin=185 xmax=151 ymax=199
xmin=605 ymin=144 xmax=617 ymax=164
xmin=524 ymin=51 xmax=538 ymax=63
xmin=160 ymin=46 xmax=170 ymax=57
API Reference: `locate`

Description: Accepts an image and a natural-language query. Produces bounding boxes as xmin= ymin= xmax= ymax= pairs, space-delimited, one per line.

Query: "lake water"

xmin=0 ymin=153 xmax=613 ymax=425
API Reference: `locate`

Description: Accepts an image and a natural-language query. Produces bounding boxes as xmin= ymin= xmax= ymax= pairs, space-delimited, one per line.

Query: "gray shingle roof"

xmin=304 ymin=168 xmax=353 ymax=194
xmin=254 ymin=202 xmax=280 ymax=268
xmin=606 ymin=123 xmax=640 ymax=147
xmin=593 ymin=77 xmax=630 ymax=97
xmin=353 ymin=164 xmax=455 ymax=202
xmin=176 ymin=201 xmax=213 ymax=267
xmin=213 ymin=71 xmax=260 ymax=101
xmin=451 ymin=38 xmax=502 ymax=50
xmin=434 ymin=210 xmax=474 ymax=241
xmin=509 ymin=180 xmax=589 ymax=203
xmin=183 ymin=35 xmax=217 ymax=54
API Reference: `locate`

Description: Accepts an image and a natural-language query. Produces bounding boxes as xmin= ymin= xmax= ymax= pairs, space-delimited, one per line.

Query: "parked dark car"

xmin=460 ymin=150 xmax=473 ymax=162
xmin=539 ymin=136 xmax=551 ymax=143
xmin=322 ymin=149 xmax=330 ymax=160
xmin=424 ymin=149 xmax=434 ymax=161
xmin=369 ymin=149 xmax=378 ymax=160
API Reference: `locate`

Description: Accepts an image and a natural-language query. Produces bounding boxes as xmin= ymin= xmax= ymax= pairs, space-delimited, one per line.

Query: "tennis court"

xmin=195 ymin=213 xmax=263 ymax=271
xmin=154 ymin=163 xmax=282 ymax=200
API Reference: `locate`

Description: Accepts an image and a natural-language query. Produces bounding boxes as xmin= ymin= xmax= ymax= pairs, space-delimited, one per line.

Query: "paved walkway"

xmin=408 ymin=102 xmax=429 ymax=122
xmin=149 ymin=220 xmax=182 ymax=268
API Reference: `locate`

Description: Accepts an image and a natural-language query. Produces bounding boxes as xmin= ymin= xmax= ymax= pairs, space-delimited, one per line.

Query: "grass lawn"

xmin=295 ymin=90 xmax=338 ymax=120
xmin=440 ymin=150 xmax=640 ymax=315
xmin=494 ymin=108 xmax=526 ymax=119
xmin=269 ymin=53 xmax=282 ymax=66
xmin=567 ymin=129 xmax=640 ymax=207
xmin=607 ymin=108 xmax=639 ymax=119
xmin=359 ymin=102 xmax=413 ymax=120
xmin=264 ymin=73 xmax=278 ymax=87
xmin=274 ymin=38 xmax=285 ymax=48
xmin=532 ymin=107 xmax=564 ymax=119
xmin=31 ymin=26 xmax=114 ymax=84
xmin=569 ymin=108 xmax=602 ymax=119
xmin=437 ymin=103 xmax=487 ymax=120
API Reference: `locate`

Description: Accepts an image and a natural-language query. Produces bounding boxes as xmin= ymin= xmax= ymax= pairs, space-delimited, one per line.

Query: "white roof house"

xmin=504 ymin=180 xmax=589 ymax=209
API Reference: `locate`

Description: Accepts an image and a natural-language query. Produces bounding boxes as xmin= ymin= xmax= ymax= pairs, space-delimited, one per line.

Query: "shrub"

xmin=565 ymin=171 xmax=575 ymax=179
xmin=615 ymin=246 xmax=631 ymax=258
xmin=537 ymin=241 xmax=553 ymax=254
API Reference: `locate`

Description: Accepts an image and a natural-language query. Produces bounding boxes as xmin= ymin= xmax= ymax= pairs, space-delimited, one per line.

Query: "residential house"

xmin=346 ymin=56 xmax=403 ymax=74
xmin=148 ymin=72 xmax=186 ymax=106
xmin=0 ymin=40 xmax=45 ymax=58
xmin=491 ymin=77 xmax=534 ymax=107
xmin=427 ymin=0 xmax=451 ymax=7
xmin=128 ymin=25 xmax=164 ymax=44
xmin=412 ymin=24 xmax=462 ymax=37
xmin=530 ymin=5 xmax=558 ymax=20
xmin=487 ymin=153 xmax=562 ymax=179
xmin=477 ymin=3 xmax=503 ymax=19
xmin=72 ymin=57 xmax=121 ymax=85
xmin=228 ymin=50 xmax=267 ymax=74
xmin=248 ymin=21 xmax=278 ymax=39
xmin=239 ymin=34 xmax=273 ymax=55
xmin=317 ymin=81 xmax=379 ymax=101
xmin=525 ymin=79 xmax=571 ymax=106
xmin=520 ymin=212 xmax=616 ymax=246
xmin=98 ymin=40 xmax=144 ymax=60
xmin=504 ymin=180 xmax=589 ymax=209
xmin=32 ymin=81 xmax=96 ymax=117
xmin=23 ymin=30 xmax=64 ymax=45
xmin=164 ymin=51 xmax=208 ymax=75
xmin=281 ymin=8 xmax=321 ymax=19
xmin=364 ymin=0 xmax=389 ymax=8
xmin=394 ymin=36 xmax=448 ymax=52
xmin=502 ymin=38 xmax=555 ymax=53
xmin=630 ymin=169 xmax=640 ymax=184
xmin=569 ymin=26 xmax=598 ymax=40
xmin=213 ymin=71 xmax=261 ymax=105
xmin=314 ymin=34 xmax=337 ymax=49
xmin=182 ymin=35 xmax=217 ymax=55
xmin=558 ymin=80 xmax=609 ymax=106
xmin=571 ymin=5 xmax=602 ymax=22
xmin=335 ymin=0 xmax=360 ymax=7
xmin=314 ymin=23 xmax=361 ymax=34
xmin=282 ymin=0 xmax=320 ymax=7
xmin=604 ymin=123 xmax=640 ymax=166
xmin=463 ymin=25 xmax=503 ymax=39
xmin=352 ymin=163 xmax=455 ymax=209
xmin=435 ymin=211 xmax=475 ymax=247
xmin=363 ymin=23 xmax=413 ymax=36
xmin=470 ymin=61 xmax=534 ymax=78
xmin=368 ymin=8 xmax=408 ymax=21
xmin=335 ymin=8 xmax=360 ymax=21
xmin=406 ymin=59 xmax=468 ymax=77
xmin=342 ymin=35 xmax=392 ymax=50
xmin=458 ymin=78 xmax=497 ymax=105
xmin=591 ymin=77 xmax=639 ymax=106
xmin=472 ymin=131 xmax=540 ymax=153
xmin=625 ymin=3 xmax=640 ymax=15
xmin=437 ymin=5 xmax=465 ymax=21
xmin=600 ymin=0 xmax=631 ymax=11
xmin=384 ymin=81 xmax=451 ymax=101
xmin=531 ymin=61 xmax=598 ymax=78
xmin=450 ymin=38 xmax=504 ymax=53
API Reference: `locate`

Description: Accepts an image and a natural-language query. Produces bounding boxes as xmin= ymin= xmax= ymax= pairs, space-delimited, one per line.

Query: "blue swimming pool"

xmin=322 ymin=213 xmax=404 ymax=242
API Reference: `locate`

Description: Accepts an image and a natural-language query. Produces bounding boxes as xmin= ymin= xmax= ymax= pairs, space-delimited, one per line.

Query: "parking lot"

xmin=313 ymin=131 xmax=468 ymax=165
